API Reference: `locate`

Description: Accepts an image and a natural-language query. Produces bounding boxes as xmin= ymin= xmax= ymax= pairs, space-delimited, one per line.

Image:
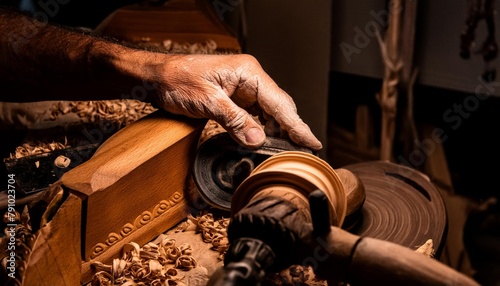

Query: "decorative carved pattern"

xmin=105 ymin=233 xmax=121 ymax=247
xmin=120 ymin=223 xmax=135 ymax=237
xmin=153 ymin=200 xmax=171 ymax=217
xmin=134 ymin=211 xmax=153 ymax=229
xmin=90 ymin=191 xmax=184 ymax=259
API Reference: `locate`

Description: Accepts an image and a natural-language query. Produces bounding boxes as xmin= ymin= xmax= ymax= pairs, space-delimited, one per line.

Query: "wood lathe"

xmin=0 ymin=107 xmax=479 ymax=285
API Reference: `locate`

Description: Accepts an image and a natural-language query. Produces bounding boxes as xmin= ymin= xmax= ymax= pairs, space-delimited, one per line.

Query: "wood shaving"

xmin=54 ymin=155 xmax=71 ymax=168
xmin=415 ymin=238 xmax=435 ymax=258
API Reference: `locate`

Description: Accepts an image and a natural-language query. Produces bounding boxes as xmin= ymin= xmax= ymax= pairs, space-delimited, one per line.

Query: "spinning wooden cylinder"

xmin=231 ymin=151 xmax=348 ymax=227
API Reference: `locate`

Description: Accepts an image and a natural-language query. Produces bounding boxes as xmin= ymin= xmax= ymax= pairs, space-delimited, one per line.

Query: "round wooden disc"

xmin=343 ymin=161 xmax=448 ymax=257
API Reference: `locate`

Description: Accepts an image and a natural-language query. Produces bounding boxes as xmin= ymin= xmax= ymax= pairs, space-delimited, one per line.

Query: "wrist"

xmin=87 ymin=40 xmax=167 ymax=103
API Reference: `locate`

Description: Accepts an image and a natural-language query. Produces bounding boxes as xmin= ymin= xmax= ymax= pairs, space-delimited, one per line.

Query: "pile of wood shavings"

xmin=8 ymin=100 xmax=156 ymax=160
xmin=48 ymin=99 xmax=156 ymax=127
xmin=87 ymin=212 xmax=229 ymax=286
xmin=133 ymin=39 xmax=219 ymax=54
xmin=174 ymin=213 xmax=230 ymax=261
xmin=88 ymin=236 xmax=194 ymax=286
xmin=9 ymin=138 xmax=69 ymax=159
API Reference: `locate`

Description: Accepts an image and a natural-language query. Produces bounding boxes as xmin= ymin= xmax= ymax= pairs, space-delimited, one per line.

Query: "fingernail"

xmin=245 ymin=128 xmax=265 ymax=144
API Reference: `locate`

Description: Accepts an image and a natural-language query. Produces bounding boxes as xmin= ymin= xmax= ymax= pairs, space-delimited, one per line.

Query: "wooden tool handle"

xmin=311 ymin=226 xmax=480 ymax=286
xmin=347 ymin=236 xmax=480 ymax=286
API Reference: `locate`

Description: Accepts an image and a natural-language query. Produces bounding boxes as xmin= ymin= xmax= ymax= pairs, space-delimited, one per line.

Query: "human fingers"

xmin=235 ymin=61 xmax=323 ymax=151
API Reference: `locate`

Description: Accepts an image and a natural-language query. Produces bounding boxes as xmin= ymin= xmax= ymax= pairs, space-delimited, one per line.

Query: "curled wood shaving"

xmin=54 ymin=155 xmax=71 ymax=168
xmin=91 ymin=271 xmax=114 ymax=286
xmin=175 ymin=255 xmax=197 ymax=271
xmin=415 ymin=239 xmax=435 ymax=258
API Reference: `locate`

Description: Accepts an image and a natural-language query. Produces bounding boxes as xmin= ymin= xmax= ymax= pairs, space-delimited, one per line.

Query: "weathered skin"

xmin=0 ymin=8 xmax=322 ymax=151
xmin=153 ymin=54 xmax=322 ymax=150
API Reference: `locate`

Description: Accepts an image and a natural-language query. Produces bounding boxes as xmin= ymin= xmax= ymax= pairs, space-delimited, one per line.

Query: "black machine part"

xmin=3 ymin=144 xmax=99 ymax=196
xmin=209 ymin=238 xmax=276 ymax=286
xmin=192 ymin=132 xmax=314 ymax=210
xmin=207 ymin=193 xmax=310 ymax=286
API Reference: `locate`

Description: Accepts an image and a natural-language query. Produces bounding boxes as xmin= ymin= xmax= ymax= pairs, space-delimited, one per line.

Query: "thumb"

xmin=214 ymin=101 xmax=266 ymax=149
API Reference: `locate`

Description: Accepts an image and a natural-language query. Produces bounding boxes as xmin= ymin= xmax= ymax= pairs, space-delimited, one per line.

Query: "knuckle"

xmin=239 ymin=54 xmax=260 ymax=69
xmin=223 ymin=108 xmax=247 ymax=130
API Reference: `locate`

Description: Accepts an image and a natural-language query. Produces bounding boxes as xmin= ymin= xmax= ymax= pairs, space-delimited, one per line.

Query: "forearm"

xmin=0 ymin=7 xmax=160 ymax=103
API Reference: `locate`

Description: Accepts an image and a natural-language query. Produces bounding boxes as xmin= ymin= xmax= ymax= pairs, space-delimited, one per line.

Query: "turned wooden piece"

xmin=231 ymin=151 xmax=348 ymax=227
xmin=336 ymin=167 xmax=366 ymax=230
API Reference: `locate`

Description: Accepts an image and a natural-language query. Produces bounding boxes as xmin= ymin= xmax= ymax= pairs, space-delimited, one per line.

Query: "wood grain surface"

xmin=344 ymin=160 xmax=448 ymax=256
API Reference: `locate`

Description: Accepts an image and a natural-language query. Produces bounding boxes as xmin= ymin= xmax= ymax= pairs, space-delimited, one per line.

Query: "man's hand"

xmin=152 ymin=54 xmax=322 ymax=151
